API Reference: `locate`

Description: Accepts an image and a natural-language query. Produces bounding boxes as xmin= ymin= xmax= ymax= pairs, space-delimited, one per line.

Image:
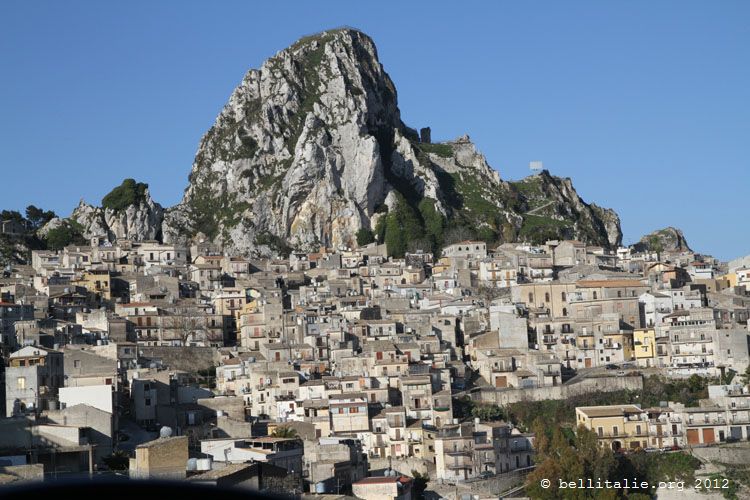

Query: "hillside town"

xmin=2 ymin=229 xmax=750 ymax=498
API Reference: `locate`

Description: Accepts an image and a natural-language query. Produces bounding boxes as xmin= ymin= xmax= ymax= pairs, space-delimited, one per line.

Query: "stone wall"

xmin=0 ymin=464 xmax=45 ymax=485
xmin=137 ymin=346 xmax=219 ymax=373
xmin=473 ymin=376 xmax=643 ymax=405
xmin=369 ymin=456 xmax=432 ymax=476
xmin=691 ymin=442 xmax=750 ymax=465
xmin=132 ymin=436 xmax=188 ymax=480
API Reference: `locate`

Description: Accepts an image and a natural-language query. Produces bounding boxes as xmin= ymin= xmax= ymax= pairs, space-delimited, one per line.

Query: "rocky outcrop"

xmin=633 ymin=227 xmax=691 ymax=253
xmin=509 ymin=171 xmax=622 ymax=247
xmin=163 ymin=28 xmax=399 ymax=253
xmin=68 ymin=188 xmax=164 ymax=242
xmin=37 ymin=217 xmax=68 ymax=239
xmin=163 ymin=28 xmax=622 ymax=255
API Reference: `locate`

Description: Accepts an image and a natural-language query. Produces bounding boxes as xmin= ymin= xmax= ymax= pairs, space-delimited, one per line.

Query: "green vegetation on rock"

xmin=519 ymin=214 xmax=571 ymax=244
xmin=46 ymin=220 xmax=86 ymax=250
xmin=416 ymin=142 xmax=453 ymax=158
xmin=254 ymin=231 xmax=292 ymax=257
xmin=355 ymin=228 xmax=375 ymax=246
xmin=101 ymin=179 xmax=149 ymax=212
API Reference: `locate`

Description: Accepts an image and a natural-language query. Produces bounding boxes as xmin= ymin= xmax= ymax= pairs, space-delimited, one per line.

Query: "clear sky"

xmin=1 ymin=1 xmax=747 ymax=259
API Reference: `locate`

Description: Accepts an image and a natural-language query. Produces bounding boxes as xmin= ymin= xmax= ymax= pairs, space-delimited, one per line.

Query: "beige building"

xmin=576 ymin=405 xmax=650 ymax=452
xmin=130 ymin=436 xmax=188 ymax=480
xmin=352 ymin=475 xmax=413 ymax=500
xmin=329 ymin=393 xmax=369 ymax=435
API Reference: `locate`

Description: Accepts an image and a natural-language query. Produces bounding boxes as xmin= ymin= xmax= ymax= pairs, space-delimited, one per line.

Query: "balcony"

xmin=446 ymin=462 xmax=473 ymax=470
xmin=543 ymin=336 xmax=558 ymax=345
xmin=446 ymin=450 xmax=472 ymax=457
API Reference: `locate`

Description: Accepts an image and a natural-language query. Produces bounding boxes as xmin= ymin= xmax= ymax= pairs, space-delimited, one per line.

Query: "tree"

xmin=418 ymin=197 xmax=445 ymax=252
xmin=471 ymin=403 xmax=505 ymax=421
xmin=411 ymin=470 xmax=429 ymax=499
xmin=25 ymin=205 xmax=55 ymax=230
xmin=45 ymin=221 xmax=86 ymax=250
xmin=169 ymin=305 xmax=209 ymax=346
xmin=271 ymin=426 xmax=298 ymax=438
xmin=383 ymin=193 xmax=424 ymax=258
xmin=355 ymin=228 xmax=375 ymax=246
xmin=526 ymin=425 xmax=620 ymax=500
xmin=0 ymin=210 xmax=24 ymax=224
xmin=102 ymin=178 xmax=148 ymax=212
xmin=443 ymin=225 xmax=476 ymax=246
xmin=740 ymin=366 xmax=750 ymax=387
xmin=103 ymin=450 xmax=129 ymax=471
xmin=648 ymin=235 xmax=664 ymax=260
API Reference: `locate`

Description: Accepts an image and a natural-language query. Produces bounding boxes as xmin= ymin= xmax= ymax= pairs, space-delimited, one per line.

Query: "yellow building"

xmin=724 ymin=272 xmax=738 ymax=288
xmin=576 ymin=405 xmax=649 ymax=452
xmin=73 ymin=270 xmax=112 ymax=301
xmin=633 ymin=328 xmax=656 ymax=367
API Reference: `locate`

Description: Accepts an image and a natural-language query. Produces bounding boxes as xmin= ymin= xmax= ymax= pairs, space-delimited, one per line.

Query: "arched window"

xmin=545 ymin=292 xmax=550 ymax=302
xmin=562 ymin=307 xmax=568 ymax=317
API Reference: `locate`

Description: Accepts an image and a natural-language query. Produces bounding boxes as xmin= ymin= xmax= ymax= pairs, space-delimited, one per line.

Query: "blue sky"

xmin=1 ymin=1 xmax=747 ymax=259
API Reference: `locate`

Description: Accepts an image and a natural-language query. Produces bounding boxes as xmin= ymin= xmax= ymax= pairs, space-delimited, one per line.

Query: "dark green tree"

xmin=102 ymin=178 xmax=149 ymax=212
xmin=355 ymin=228 xmax=375 ymax=246
xmin=411 ymin=470 xmax=429 ymax=499
xmin=25 ymin=205 xmax=56 ymax=229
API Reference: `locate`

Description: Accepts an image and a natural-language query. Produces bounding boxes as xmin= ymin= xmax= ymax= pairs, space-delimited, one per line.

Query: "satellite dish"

xmin=159 ymin=426 xmax=173 ymax=438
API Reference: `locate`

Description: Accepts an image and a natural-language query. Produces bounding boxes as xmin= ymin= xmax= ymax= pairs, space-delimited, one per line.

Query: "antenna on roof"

xmin=529 ymin=161 xmax=543 ymax=175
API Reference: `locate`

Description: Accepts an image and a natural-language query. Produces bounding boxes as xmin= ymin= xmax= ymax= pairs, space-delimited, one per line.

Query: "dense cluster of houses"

xmin=577 ymin=383 xmax=750 ymax=451
xmin=1 ymin=234 xmax=749 ymax=497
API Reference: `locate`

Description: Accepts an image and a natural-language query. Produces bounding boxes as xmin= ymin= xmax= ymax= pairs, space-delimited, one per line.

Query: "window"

xmin=145 ymin=398 xmax=151 ymax=406
xmin=545 ymin=292 xmax=550 ymax=302
xmin=17 ymin=377 xmax=26 ymax=390
xmin=561 ymin=292 xmax=566 ymax=302
xmin=593 ymin=291 xmax=598 ymax=300
xmin=74 ymin=360 xmax=81 ymax=368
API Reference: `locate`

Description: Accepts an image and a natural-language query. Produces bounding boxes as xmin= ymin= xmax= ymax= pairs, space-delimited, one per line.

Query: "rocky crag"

xmin=50 ymin=28 xmax=623 ymax=256
xmin=632 ymin=227 xmax=691 ymax=253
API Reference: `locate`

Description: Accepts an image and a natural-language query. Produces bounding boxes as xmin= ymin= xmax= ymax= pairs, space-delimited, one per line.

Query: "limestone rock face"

xmin=37 ymin=217 xmax=67 ymax=239
xmin=164 ymin=28 xmax=399 ymax=253
xmin=162 ymin=28 xmax=622 ymax=254
xmin=633 ymin=227 xmax=691 ymax=253
xmin=70 ymin=189 xmax=164 ymax=242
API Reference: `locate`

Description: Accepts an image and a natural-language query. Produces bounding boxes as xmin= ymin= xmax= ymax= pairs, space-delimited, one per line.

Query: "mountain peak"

xmin=160 ymin=29 xmax=622 ymax=256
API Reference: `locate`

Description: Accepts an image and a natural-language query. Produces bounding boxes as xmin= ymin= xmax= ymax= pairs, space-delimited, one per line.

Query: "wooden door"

xmin=687 ymin=429 xmax=700 ymax=445
xmin=702 ymin=428 xmax=715 ymax=444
